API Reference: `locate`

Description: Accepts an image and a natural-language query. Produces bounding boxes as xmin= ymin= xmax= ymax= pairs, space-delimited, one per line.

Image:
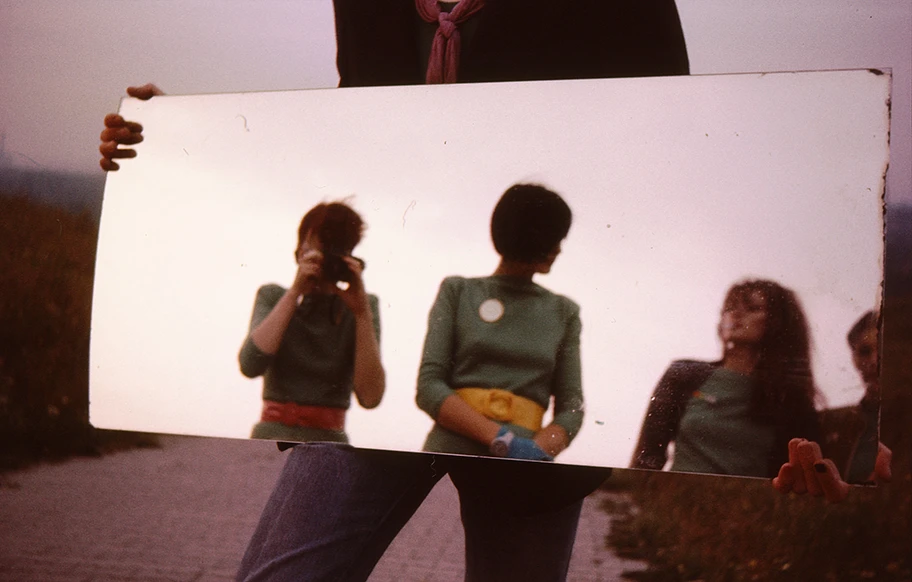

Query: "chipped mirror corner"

xmin=91 ymin=69 xmax=891 ymax=484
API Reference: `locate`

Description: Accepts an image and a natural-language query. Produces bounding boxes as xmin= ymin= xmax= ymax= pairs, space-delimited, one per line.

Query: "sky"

xmin=1 ymin=1 xmax=909 ymax=470
xmin=0 ymin=1 xmax=909 ymax=205
xmin=88 ymin=71 xmax=889 ymax=471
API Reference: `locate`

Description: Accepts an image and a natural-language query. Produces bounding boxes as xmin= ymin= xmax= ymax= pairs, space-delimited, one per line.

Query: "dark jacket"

xmin=333 ymin=0 xmax=690 ymax=87
xmin=631 ymin=360 xmax=821 ymax=478
xmin=819 ymin=393 xmax=880 ymax=483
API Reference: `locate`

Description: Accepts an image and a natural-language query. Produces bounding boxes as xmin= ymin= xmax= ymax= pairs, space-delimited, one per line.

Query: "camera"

xmin=322 ymin=252 xmax=365 ymax=284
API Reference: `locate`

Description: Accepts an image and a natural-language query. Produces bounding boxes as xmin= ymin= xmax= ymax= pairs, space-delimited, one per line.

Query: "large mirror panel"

xmin=91 ymin=69 xmax=889 ymax=474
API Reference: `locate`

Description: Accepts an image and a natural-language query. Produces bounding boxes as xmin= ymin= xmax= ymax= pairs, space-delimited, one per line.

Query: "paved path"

xmin=0 ymin=435 xmax=647 ymax=581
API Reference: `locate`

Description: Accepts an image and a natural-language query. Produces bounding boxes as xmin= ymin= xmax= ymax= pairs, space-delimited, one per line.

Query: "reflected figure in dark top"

xmin=819 ymin=310 xmax=882 ymax=484
xmin=774 ymin=310 xmax=892 ymax=502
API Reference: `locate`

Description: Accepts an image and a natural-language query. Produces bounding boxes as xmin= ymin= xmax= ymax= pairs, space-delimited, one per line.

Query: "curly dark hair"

xmin=721 ymin=279 xmax=821 ymax=423
xmin=490 ymin=183 xmax=572 ymax=263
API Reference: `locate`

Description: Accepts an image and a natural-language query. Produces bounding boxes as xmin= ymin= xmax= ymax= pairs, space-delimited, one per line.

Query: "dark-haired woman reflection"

xmin=631 ymin=279 xmax=821 ymax=478
xmin=416 ymin=183 xmax=596 ymax=580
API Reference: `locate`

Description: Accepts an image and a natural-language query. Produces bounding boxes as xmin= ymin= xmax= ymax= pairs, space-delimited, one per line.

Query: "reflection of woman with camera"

xmin=631 ymin=279 xmax=821 ymax=478
xmin=238 ymin=202 xmax=383 ymax=444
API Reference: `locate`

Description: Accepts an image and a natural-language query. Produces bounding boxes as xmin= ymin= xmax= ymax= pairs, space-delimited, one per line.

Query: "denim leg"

xmin=457 ymin=486 xmax=583 ymax=582
xmin=236 ymin=443 xmax=442 ymax=582
xmin=448 ymin=458 xmax=606 ymax=582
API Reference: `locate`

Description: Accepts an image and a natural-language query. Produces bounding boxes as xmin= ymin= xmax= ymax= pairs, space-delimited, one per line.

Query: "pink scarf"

xmin=415 ymin=0 xmax=486 ymax=84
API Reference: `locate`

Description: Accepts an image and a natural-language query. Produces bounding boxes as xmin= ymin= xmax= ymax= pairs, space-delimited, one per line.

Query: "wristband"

xmin=490 ymin=426 xmax=553 ymax=461
xmin=489 ymin=426 xmax=514 ymax=457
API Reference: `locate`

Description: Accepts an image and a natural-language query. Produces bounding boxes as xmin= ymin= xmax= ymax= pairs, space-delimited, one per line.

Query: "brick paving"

xmin=0 ymin=435 xmax=647 ymax=581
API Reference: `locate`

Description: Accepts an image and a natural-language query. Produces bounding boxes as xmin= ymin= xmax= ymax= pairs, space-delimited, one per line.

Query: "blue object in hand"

xmin=491 ymin=426 xmax=553 ymax=461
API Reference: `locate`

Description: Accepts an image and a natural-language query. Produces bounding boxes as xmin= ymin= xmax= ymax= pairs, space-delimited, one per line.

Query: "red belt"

xmin=261 ymin=400 xmax=346 ymax=431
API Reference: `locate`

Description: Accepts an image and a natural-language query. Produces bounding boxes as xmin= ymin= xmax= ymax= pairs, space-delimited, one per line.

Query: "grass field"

xmin=0 ymin=193 xmax=162 ymax=469
xmin=604 ymin=297 xmax=912 ymax=581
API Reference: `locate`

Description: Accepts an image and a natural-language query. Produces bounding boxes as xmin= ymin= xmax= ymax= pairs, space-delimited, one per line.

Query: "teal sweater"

xmin=417 ymin=275 xmax=584 ymax=456
xmin=239 ymin=284 xmax=380 ymax=443
xmin=669 ymin=368 xmax=776 ymax=477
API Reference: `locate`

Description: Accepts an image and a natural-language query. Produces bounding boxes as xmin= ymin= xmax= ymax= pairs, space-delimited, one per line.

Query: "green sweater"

xmin=416 ymin=275 xmax=584 ymax=456
xmin=239 ymin=284 xmax=380 ymax=443
xmin=670 ymin=368 xmax=776 ymax=477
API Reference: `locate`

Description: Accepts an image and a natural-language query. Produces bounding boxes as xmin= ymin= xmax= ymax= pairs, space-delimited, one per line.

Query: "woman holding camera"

xmin=238 ymin=201 xmax=384 ymax=444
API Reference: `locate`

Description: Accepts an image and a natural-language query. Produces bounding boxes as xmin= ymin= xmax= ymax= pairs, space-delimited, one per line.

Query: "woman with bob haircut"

xmin=417 ymin=183 xmax=582 ymax=460
xmin=238 ymin=201 xmax=384 ymax=444
xmin=631 ymin=279 xmax=822 ymax=478
xmin=413 ymin=183 xmax=599 ymax=580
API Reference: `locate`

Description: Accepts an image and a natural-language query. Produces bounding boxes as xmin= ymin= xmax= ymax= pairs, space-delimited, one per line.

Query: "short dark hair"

xmin=490 ymin=184 xmax=572 ymax=262
xmin=847 ymin=310 xmax=878 ymax=348
xmin=296 ymin=202 xmax=364 ymax=255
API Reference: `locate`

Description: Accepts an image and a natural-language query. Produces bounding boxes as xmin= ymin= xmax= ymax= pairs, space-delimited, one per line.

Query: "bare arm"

xmin=534 ymin=424 xmax=570 ymax=458
xmin=435 ymin=394 xmax=503 ymax=446
xmin=249 ymin=250 xmax=321 ymax=354
xmin=348 ymin=304 xmax=385 ymax=409
xmin=333 ymin=257 xmax=385 ymax=409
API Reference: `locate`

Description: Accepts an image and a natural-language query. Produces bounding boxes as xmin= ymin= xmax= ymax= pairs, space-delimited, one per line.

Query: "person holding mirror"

xmin=839 ymin=311 xmax=892 ymax=485
xmin=99 ymin=2 xmax=691 ymax=170
xmin=238 ymin=202 xmax=383 ymax=444
xmin=631 ymin=279 xmax=822 ymax=479
xmin=819 ymin=310 xmax=883 ymax=484
xmin=97 ymin=3 xmax=691 ymax=579
xmin=773 ymin=310 xmax=892 ymax=502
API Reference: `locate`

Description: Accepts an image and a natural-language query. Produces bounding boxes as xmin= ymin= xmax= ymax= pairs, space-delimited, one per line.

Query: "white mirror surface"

xmin=91 ymin=69 xmax=889 ymax=472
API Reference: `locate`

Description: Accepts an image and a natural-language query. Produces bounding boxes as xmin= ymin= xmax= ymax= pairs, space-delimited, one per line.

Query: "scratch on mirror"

xmin=236 ymin=114 xmax=250 ymax=132
xmin=12 ymin=151 xmax=46 ymax=170
xmin=183 ymin=148 xmax=189 ymax=156
xmin=402 ymin=200 xmax=417 ymax=228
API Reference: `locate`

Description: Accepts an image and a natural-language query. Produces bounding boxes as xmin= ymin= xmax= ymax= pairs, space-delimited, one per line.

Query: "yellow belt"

xmin=455 ymin=388 xmax=545 ymax=433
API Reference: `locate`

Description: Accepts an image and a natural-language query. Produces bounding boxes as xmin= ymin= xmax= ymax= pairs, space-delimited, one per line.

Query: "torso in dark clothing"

xmin=333 ymin=0 xmax=690 ymax=87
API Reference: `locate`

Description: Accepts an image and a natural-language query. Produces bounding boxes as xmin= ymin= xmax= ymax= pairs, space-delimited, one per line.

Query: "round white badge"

xmin=479 ymin=298 xmax=504 ymax=323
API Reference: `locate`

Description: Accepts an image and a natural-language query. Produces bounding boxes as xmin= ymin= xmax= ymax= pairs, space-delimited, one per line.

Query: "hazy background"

xmin=2 ymin=1 xmax=910 ymax=467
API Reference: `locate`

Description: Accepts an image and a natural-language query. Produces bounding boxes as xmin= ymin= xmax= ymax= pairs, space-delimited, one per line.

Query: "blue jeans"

xmin=236 ymin=444 xmax=607 ymax=582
